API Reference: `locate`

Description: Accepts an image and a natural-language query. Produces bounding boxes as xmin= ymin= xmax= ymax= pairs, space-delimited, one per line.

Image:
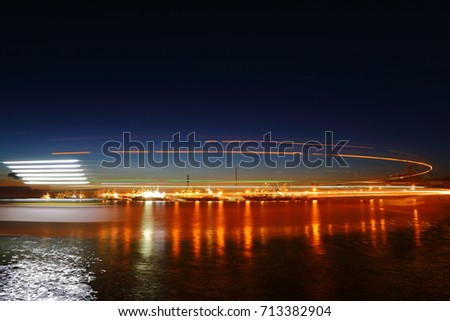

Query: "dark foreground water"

xmin=1 ymin=197 xmax=450 ymax=300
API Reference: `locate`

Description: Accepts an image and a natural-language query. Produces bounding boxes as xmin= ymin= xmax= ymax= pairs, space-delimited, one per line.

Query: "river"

xmin=1 ymin=197 xmax=450 ymax=300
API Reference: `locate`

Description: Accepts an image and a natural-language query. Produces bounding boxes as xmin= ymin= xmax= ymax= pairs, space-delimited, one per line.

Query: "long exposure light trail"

xmin=112 ymin=148 xmax=433 ymax=181
xmin=20 ymin=177 xmax=87 ymax=181
xmin=320 ymin=153 xmax=433 ymax=179
xmin=3 ymin=159 xmax=89 ymax=186
xmin=7 ymin=165 xmax=82 ymax=169
xmin=51 ymin=151 xmax=91 ymax=155
xmin=12 ymin=169 xmax=84 ymax=173
xmin=3 ymin=159 xmax=79 ymax=164
xmin=15 ymin=173 xmax=85 ymax=177
xmin=23 ymin=181 xmax=90 ymax=185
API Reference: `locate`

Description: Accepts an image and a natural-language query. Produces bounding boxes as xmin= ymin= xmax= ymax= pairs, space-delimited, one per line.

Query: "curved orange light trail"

xmin=108 ymin=141 xmax=433 ymax=180
xmin=319 ymin=153 xmax=433 ymax=179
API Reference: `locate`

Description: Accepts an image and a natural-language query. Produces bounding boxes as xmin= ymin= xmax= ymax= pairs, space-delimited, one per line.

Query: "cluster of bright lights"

xmin=3 ymin=159 xmax=89 ymax=185
xmin=141 ymin=190 xmax=166 ymax=199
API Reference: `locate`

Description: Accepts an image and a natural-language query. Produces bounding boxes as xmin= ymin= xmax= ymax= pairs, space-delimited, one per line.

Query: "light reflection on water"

xmin=310 ymin=199 xmax=323 ymax=254
xmin=0 ymin=197 xmax=450 ymax=300
xmin=0 ymin=237 xmax=98 ymax=301
xmin=0 ymin=204 xmax=123 ymax=222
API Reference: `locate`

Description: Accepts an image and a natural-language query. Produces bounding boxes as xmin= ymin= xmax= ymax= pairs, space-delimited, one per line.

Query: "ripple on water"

xmin=0 ymin=237 xmax=99 ymax=301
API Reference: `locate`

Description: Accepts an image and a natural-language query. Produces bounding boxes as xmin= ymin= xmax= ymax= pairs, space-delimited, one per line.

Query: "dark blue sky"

xmin=1 ymin=1 xmax=449 ymax=186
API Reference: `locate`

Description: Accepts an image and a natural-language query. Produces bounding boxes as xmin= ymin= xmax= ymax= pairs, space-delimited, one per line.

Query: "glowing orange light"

xmin=316 ymin=153 xmax=433 ymax=179
xmin=51 ymin=151 xmax=91 ymax=155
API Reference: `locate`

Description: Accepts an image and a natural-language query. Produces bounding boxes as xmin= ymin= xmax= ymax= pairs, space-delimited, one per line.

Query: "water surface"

xmin=1 ymin=197 xmax=450 ymax=300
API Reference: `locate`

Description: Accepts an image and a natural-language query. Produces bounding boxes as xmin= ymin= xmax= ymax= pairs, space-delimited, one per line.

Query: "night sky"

xmin=1 ymin=1 xmax=449 ymax=187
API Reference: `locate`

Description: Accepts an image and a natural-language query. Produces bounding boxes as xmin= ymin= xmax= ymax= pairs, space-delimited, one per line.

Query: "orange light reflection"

xmin=171 ymin=202 xmax=181 ymax=258
xmin=192 ymin=201 xmax=201 ymax=259
xmin=310 ymin=200 xmax=324 ymax=255
xmin=413 ymin=209 xmax=421 ymax=246
xmin=216 ymin=201 xmax=226 ymax=257
xmin=243 ymin=201 xmax=253 ymax=257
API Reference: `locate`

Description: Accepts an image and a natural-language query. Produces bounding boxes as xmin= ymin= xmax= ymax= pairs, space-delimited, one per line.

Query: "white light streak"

xmin=7 ymin=165 xmax=81 ymax=169
xmin=11 ymin=169 xmax=84 ymax=173
xmin=20 ymin=177 xmax=87 ymax=181
xmin=24 ymin=181 xmax=90 ymax=185
xmin=3 ymin=159 xmax=79 ymax=165
xmin=16 ymin=173 xmax=85 ymax=177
